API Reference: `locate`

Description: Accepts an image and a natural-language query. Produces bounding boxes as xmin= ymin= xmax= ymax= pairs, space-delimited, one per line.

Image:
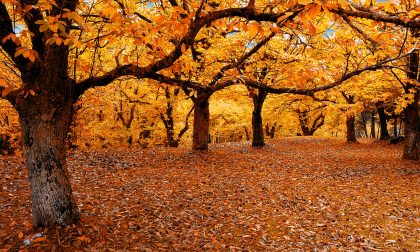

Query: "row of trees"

xmin=0 ymin=0 xmax=419 ymax=228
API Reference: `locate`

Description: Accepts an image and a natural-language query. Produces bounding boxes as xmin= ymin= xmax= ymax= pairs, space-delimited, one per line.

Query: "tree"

xmin=402 ymin=50 xmax=419 ymax=160
xmin=376 ymin=102 xmax=390 ymax=140
xmin=1 ymin=0 xmax=419 ymax=228
xmin=0 ymin=0 xmax=302 ymax=227
xmin=294 ymin=106 xmax=326 ymax=136
xmin=159 ymin=86 xmax=192 ymax=147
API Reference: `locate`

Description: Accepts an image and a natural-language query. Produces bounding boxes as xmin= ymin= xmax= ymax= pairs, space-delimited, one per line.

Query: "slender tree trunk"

xmin=361 ymin=112 xmax=368 ymax=138
xmin=402 ymin=50 xmax=419 ymax=160
xmin=377 ymin=106 xmax=390 ymax=140
xmin=346 ymin=115 xmax=357 ymax=142
xmin=243 ymin=126 xmax=250 ymax=141
xmin=192 ymin=90 xmax=210 ymax=150
xmin=393 ymin=117 xmax=398 ymax=137
xmin=17 ymin=83 xmax=79 ymax=228
xmin=251 ymin=90 xmax=267 ymax=146
xmin=370 ymin=111 xmax=376 ymax=138
xmin=160 ymin=88 xmax=179 ymax=147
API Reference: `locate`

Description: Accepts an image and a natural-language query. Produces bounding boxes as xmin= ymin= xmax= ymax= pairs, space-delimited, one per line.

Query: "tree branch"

xmin=209 ymin=31 xmax=276 ymax=87
xmin=241 ymin=49 xmax=417 ymax=95
xmin=19 ymin=0 xmax=45 ymax=55
xmin=0 ymin=3 xmax=31 ymax=71
xmin=0 ymin=85 xmax=21 ymax=104
xmin=341 ymin=14 xmax=378 ymax=50
xmin=330 ymin=4 xmax=420 ymax=29
xmin=73 ymin=6 xmax=304 ymax=98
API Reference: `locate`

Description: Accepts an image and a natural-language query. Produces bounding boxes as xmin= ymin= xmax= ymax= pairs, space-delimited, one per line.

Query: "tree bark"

xmin=360 ymin=112 xmax=368 ymax=138
xmin=393 ymin=117 xmax=398 ymax=137
xmin=251 ymin=89 xmax=267 ymax=146
xmin=402 ymin=51 xmax=419 ymax=160
xmin=17 ymin=83 xmax=79 ymax=228
xmin=13 ymin=44 xmax=80 ymax=228
xmin=370 ymin=111 xmax=376 ymax=138
xmin=346 ymin=115 xmax=357 ymax=142
xmin=377 ymin=105 xmax=390 ymax=140
xmin=160 ymin=87 xmax=179 ymax=147
xmin=192 ymin=90 xmax=210 ymax=150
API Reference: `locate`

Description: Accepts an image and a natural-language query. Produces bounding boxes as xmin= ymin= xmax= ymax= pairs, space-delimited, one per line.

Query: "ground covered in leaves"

xmin=1 ymin=137 xmax=419 ymax=251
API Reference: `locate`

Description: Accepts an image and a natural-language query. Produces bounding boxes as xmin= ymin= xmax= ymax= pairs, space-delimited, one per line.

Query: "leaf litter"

xmin=0 ymin=137 xmax=418 ymax=251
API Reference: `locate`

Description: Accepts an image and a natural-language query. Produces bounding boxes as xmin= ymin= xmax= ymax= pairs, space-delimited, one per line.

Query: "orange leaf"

xmin=180 ymin=43 xmax=187 ymax=53
xmin=307 ymin=4 xmax=321 ymax=19
xmin=33 ymin=237 xmax=47 ymax=243
xmin=2 ymin=87 xmax=13 ymax=97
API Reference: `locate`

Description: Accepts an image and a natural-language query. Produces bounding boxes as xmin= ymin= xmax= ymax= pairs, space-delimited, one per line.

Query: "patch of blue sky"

xmin=13 ymin=24 xmax=24 ymax=34
xmin=323 ymin=28 xmax=335 ymax=38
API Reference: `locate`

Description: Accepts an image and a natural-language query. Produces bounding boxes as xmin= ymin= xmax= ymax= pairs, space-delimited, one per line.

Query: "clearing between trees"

xmin=0 ymin=137 xmax=419 ymax=251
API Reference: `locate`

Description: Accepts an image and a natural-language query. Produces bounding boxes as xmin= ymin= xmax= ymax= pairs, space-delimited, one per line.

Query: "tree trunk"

xmin=14 ymin=44 xmax=80 ymax=228
xmin=377 ymin=105 xmax=390 ymax=140
xmin=361 ymin=112 xmax=368 ymax=138
xmin=402 ymin=96 xmax=419 ymax=160
xmin=160 ymin=107 xmax=178 ymax=147
xmin=346 ymin=115 xmax=357 ymax=142
xmin=251 ymin=90 xmax=267 ymax=146
xmin=160 ymin=87 xmax=179 ymax=147
xmin=370 ymin=111 xmax=376 ymax=138
xmin=192 ymin=90 xmax=210 ymax=150
xmin=402 ymin=51 xmax=419 ymax=160
xmin=17 ymin=85 xmax=79 ymax=228
xmin=393 ymin=117 xmax=398 ymax=137
xmin=243 ymin=126 xmax=250 ymax=141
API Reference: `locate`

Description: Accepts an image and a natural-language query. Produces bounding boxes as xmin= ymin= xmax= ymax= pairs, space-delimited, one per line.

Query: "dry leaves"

xmin=0 ymin=137 xmax=418 ymax=251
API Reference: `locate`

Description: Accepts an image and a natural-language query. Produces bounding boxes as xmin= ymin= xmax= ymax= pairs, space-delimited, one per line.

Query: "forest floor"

xmin=0 ymin=137 xmax=419 ymax=251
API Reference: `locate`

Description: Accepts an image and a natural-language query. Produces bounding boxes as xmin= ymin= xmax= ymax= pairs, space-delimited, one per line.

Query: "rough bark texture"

xmin=192 ymin=90 xmax=210 ymax=150
xmin=377 ymin=105 xmax=390 ymax=140
xmin=402 ymin=51 xmax=419 ymax=160
xmin=251 ymin=90 xmax=267 ymax=146
xmin=346 ymin=115 xmax=358 ymax=142
xmin=15 ymin=46 xmax=79 ymax=228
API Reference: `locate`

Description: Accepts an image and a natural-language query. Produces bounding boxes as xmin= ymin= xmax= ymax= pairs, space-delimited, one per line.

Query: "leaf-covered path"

xmin=1 ymin=137 xmax=419 ymax=251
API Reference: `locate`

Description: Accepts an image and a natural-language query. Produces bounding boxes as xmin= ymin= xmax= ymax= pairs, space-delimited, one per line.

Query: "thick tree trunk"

xmin=15 ymin=44 xmax=80 ymax=228
xmin=402 ymin=50 xmax=419 ymax=160
xmin=402 ymin=97 xmax=419 ymax=160
xmin=17 ymin=88 xmax=79 ymax=228
xmin=251 ymin=90 xmax=267 ymax=146
xmin=377 ymin=105 xmax=390 ymax=140
xmin=346 ymin=115 xmax=357 ymax=142
xmin=192 ymin=90 xmax=210 ymax=150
